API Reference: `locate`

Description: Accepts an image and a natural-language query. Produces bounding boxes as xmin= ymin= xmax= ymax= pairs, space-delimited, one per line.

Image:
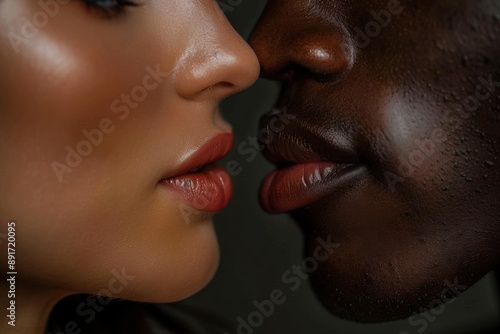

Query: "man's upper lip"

xmin=162 ymin=133 xmax=233 ymax=180
xmin=260 ymin=114 xmax=358 ymax=166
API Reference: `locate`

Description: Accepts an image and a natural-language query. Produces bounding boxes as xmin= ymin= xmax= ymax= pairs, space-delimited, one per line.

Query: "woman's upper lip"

xmin=161 ymin=133 xmax=234 ymax=181
xmin=259 ymin=116 xmax=359 ymax=166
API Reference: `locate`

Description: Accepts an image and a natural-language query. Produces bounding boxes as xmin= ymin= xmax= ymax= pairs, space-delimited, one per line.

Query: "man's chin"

xmin=309 ymin=270 xmax=470 ymax=323
xmin=303 ymin=241 xmax=475 ymax=323
xmin=310 ymin=275 xmax=422 ymax=323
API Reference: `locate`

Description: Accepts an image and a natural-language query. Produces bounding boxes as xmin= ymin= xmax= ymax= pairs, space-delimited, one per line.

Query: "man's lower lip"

xmin=260 ymin=162 xmax=362 ymax=213
xmin=160 ymin=165 xmax=232 ymax=212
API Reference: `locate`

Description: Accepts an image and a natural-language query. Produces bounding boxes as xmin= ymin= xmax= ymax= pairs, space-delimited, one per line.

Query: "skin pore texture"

xmin=0 ymin=0 xmax=258 ymax=333
xmin=251 ymin=0 xmax=500 ymax=323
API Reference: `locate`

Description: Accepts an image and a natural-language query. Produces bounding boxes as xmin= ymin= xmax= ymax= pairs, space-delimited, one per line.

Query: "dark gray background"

xmin=182 ymin=1 xmax=500 ymax=333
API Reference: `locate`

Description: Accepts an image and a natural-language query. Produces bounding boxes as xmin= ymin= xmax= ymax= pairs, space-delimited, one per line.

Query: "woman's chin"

xmin=116 ymin=231 xmax=220 ymax=304
xmin=139 ymin=256 xmax=220 ymax=304
xmin=35 ymin=218 xmax=223 ymax=304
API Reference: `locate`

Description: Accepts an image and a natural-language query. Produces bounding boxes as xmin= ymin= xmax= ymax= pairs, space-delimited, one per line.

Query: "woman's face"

xmin=0 ymin=0 xmax=258 ymax=302
xmin=251 ymin=0 xmax=500 ymax=322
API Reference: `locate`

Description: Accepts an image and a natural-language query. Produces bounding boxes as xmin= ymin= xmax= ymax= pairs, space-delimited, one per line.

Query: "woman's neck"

xmin=0 ymin=279 xmax=71 ymax=334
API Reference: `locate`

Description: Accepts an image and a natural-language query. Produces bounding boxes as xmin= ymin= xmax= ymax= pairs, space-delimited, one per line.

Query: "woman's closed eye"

xmin=83 ymin=0 xmax=141 ymax=17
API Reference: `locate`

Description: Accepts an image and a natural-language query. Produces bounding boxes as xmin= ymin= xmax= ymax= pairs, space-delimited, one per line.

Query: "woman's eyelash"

xmin=83 ymin=0 xmax=141 ymax=16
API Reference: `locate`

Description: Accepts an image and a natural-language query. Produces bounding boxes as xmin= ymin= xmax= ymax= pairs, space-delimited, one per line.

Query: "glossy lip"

xmin=259 ymin=110 xmax=362 ymax=213
xmin=159 ymin=133 xmax=233 ymax=212
xmin=260 ymin=113 xmax=359 ymax=165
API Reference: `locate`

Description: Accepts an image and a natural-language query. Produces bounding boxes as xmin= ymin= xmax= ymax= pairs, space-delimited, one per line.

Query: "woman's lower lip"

xmin=260 ymin=162 xmax=361 ymax=213
xmin=160 ymin=165 xmax=232 ymax=212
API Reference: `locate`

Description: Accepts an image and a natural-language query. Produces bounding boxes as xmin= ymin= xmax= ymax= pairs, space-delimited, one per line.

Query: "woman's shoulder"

xmin=48 ymin=295 xmax=231 ymax=334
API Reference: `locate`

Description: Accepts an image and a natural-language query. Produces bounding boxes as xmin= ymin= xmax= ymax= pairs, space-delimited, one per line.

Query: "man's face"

xmin=250 ymin=0 xmax=500 ymax=322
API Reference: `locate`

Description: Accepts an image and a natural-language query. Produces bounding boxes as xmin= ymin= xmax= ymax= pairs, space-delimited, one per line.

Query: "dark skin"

xmin=250 ymin=0 xmax=500 ymax=323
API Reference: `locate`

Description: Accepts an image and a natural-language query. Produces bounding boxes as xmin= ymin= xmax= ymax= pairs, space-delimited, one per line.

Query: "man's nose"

xmin=249 ymin=1 xmax=355 ymax=82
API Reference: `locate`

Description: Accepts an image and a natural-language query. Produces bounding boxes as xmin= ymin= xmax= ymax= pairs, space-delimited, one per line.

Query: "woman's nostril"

xmin=174 ymin=44 xmax=257 ymax=100
xmin=204 ymin=81 xmax=236 ymax=100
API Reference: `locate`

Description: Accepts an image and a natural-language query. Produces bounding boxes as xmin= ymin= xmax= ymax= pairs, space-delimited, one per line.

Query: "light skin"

xmin=0 ymin=0 xmax=258 ymax=333
xmin=251 ymin=0 xmax=500 ymax=323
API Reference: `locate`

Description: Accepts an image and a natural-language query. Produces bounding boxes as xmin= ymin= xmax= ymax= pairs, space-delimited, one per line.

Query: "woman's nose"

xmin=249 ymin=1 xmax=354 ymax=82
xmin=174 ymin=3 xmax=260 ymax=101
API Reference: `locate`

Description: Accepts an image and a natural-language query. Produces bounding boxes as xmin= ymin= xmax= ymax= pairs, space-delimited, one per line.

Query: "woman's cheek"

xmin=0 ymin=27 xmax=142 ymax=261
